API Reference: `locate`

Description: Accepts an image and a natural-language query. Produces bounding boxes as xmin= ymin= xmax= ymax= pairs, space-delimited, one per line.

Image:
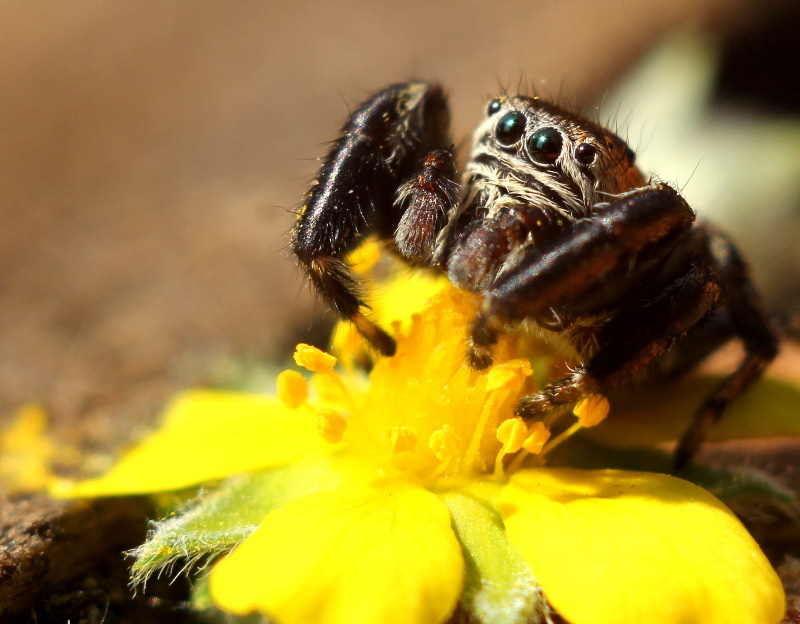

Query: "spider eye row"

xmin=495 ymin=111 xmax=526 ymax=145
xmin=527 ymin=127 xmax=562 ymax=164
xmin=487 ymin=98 xmax=503 ymax=116
xmin=491 ymin=107 xmax=597 ymax=167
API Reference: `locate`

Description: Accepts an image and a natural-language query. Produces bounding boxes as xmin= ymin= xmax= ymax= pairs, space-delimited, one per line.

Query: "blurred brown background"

xmin=3 ymin=0 xmax=795 ymax=452
xmin=1 ymin=1 xmax=799 ymax=621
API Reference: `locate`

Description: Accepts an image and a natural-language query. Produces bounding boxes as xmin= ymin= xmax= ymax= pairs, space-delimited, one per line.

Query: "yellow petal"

xmin=210 ymin=482 xmax=464 ymax=624
xmin=330 ymin=256 xmax=447 ymax=368
xmin=55 ymin=390 xmax=326 ymax=497
xmin=347 ymin=238 xmax=383 ymax=274
xmin=131 ymin=454 xmax=380 ymax=582
xmin=500 ymin=468 xmax=784 ymax=624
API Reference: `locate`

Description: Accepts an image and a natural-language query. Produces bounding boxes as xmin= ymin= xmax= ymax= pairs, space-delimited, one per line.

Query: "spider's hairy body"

xmin=439 ymin=95 xmax=649 ymax=317
xmin=461 ymin=97 xmax=642 ymax=222
xmin=291 ymin=81 xmax=778 ymax=468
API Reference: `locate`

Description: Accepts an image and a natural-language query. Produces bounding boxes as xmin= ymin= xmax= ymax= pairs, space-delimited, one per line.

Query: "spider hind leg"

xmin=673 ymin=225 xmax=779 ymax=469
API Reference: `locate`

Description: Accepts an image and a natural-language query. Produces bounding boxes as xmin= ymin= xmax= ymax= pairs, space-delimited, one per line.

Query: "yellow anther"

xmin=573 ymin=395 xmax=610 ymax=428
xmin=496 ymin=417 xmax=528 ymax=454
xmin=429 ymin=426 xmax=459 ymax=462
xmin=486 ymin=359 xmax=533 ymax=392
xmin=294 ymin=343 xmax=337 ymax=374
xmin=347 ymin=239 xmax=382 ymax=275
xmin=389 ymin=426 xmax=418 ymax=453
xmin=522 ymin=421 xmax=551 ymax=454
xmin=276 ymin=370 xmax=308 ymax=409
xmin=316 ymin=408 xmax=347 ymax=444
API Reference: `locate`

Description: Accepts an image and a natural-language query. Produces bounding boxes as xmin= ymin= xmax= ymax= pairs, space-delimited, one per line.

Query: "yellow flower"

xmin=55 ymin=285 xmax=785 ymax=624
xmin=0 ymin=405 xmax=57 ymax=492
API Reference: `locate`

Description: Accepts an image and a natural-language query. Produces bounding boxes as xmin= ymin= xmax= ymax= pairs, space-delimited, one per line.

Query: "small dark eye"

xmin=495 ymin=111 xmax=526 ymax=145
xmin=487 ymin=98 xmax=502 ymax=116
xmin=575 ymin=143 xmax=596 ymax=166
xmin=527 ymin=127 xmax=563 ymax=164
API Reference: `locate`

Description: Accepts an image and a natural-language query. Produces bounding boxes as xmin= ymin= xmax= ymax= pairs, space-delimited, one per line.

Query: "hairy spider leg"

xmin=394 ymin=148 xmax=459 ymax=266
xmin=673 ymin=225 xmax=779 ymax=469
xmin=515 ymin=258 xmax=721 ymax=414
xmin=467 ymin=184 xmax=696 ymax=368
xmin=466 ymin=182 xmax=778 ymax=468
xmin=292 ymin=82 xmax=451 ymax=356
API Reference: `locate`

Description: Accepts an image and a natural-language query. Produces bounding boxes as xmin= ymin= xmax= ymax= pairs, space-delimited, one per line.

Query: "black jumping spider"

xmin=291 ymin=82 xmax=778 ymax=469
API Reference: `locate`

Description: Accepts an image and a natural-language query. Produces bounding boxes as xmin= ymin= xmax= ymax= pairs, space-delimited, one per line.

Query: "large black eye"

xmin=487 ymin=98 xmax=502 ymax=116
xmin=527 ymin=127 xmax=563 ymax=164
xmin=575 ymin=143 xmax=596 ymax=166
xmin=495 ymin=111 xmax=526 ymax=145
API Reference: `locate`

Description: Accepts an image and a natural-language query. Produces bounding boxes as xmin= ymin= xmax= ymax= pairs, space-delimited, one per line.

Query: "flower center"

xmin=286 ymin=286 xmax=609 ymax=486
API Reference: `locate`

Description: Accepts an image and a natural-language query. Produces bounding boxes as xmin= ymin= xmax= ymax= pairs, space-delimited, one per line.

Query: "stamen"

xmin=294 ymin=344 xmax=361 ymax=416
xmin=496 ymin=417 xmax=528 ymax=454
xmin=536 ymin=396 xmax=607 ymax=458
xmin=465 ymin=360 xmax=533 ymax=474
xmin=294 ymin=344 xmax=337 ymax=374
xmin=390 ymin=426 xmax=418 ymax=453
xmin=276 ymin=370 xmax=308 ymax=409
xmin=507 ymin=422 xmax=551 ymax=473
xmin=523 ymin=421 xmax=551 ymax=454
xmin=317 ymin=408 xmax=347 ymax=444
xmin=573 ymin=395 xmax=610 ymax=427
xmin=429 ymin=426 xmax=459 ymax=477
xmin=464 ymin=398 xmax=498 ymax=475
xmin=539 ymin=421 xmax=583 ymax=459
xmin=491 ymin=359 xmax=533 ymax=390
xmin=494 ymin=417 xmax=529 ymax=477
xmin=429 ymin=426 xmax=458 ymax=461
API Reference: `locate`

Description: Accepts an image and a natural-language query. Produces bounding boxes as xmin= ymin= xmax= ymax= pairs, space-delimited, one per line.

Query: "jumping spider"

xmin=291 ymin=82 xmax=778 ymax=469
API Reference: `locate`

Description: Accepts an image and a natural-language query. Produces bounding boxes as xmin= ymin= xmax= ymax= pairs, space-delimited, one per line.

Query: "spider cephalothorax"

xmin=438 ymin=95 xmax=648 ymax=315
xmin=291 ymin=82 xmax=778 ymax=468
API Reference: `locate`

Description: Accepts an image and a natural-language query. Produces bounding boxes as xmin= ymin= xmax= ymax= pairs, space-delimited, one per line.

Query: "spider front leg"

xmin=466 ymin=184 xmax=721 ymax=420
xmin=513 ymin=260 xmax=721 ymax=418
xmin=292 ymin=82 xmax=452 ymax=355
xmin=394 ymin=148 xmax=459 ymax=266
xmin=467 ymin=184 xmax=696 ymax=368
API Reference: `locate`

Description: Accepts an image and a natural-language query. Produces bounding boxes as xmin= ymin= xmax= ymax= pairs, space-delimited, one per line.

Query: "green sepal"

xmin=440 ymin=488 xmax=549 ymax=624
xmin=131 ymin=454 xmax=358 ymax=584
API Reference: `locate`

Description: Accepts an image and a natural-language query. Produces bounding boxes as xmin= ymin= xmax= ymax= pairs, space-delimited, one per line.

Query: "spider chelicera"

xmin=291 ymin=82 xmax=778 ymax=468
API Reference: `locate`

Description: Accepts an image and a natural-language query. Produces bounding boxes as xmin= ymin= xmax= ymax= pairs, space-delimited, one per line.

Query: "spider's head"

xmin=468 ymin=96 xmax=646 ymax=218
